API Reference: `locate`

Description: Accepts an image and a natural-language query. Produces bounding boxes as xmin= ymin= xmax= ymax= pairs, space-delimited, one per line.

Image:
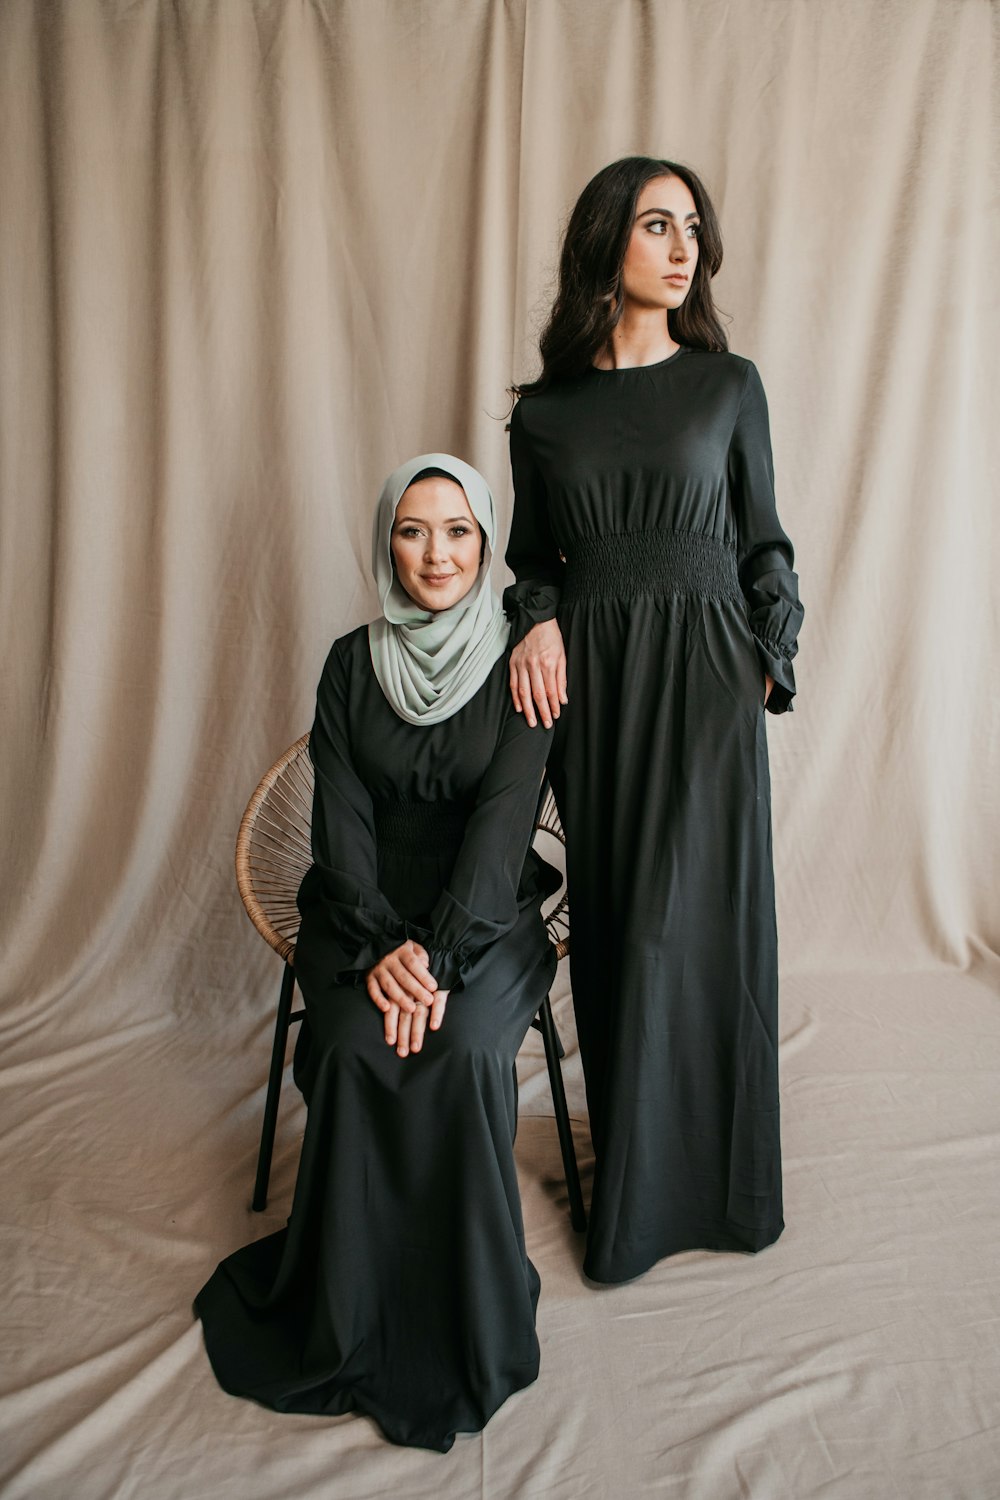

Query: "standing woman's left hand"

xmin=384 ymin=990 xmax=450 ymax=1057
xmin=764 ymin=673 xmax=774 ymax=705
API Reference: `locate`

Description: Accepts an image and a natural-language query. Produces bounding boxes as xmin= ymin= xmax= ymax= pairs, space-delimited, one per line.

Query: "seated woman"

xmin=195 ymin=454 xmax=559 ymax=1453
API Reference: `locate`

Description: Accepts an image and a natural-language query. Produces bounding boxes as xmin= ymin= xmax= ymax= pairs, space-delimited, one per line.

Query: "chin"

xmin=414 ymin=587 xmax=459 ymax=612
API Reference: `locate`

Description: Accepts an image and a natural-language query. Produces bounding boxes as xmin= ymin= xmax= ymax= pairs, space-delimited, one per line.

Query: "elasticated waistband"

xmin=561 ymin=530 xmax=743 ymax=606
xmin=372 ymin=797 xmax=471 ymax=857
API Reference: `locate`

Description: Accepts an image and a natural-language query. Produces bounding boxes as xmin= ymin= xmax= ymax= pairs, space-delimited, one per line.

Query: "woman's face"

xmin=620 ymin=173 xmax=700 ymax=313
xmin=390 ymin=476 xmax=483 ymax=613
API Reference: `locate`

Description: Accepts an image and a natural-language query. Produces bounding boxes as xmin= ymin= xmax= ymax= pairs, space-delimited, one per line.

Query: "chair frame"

xmin=236 ymin=737 xmax=586 ymax=1233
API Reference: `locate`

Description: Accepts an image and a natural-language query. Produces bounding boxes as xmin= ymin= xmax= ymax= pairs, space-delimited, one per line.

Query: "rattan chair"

xmin=236 ymin=735 xmax=585 ymax=1232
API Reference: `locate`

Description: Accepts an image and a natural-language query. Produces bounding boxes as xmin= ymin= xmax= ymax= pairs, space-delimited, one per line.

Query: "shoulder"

xmin=511 ymin=375 xmax=590 ymax=433
xmin=682 ymin=351 xmax=771 ymax=432
xmin=682 ymin=347 xmax=761 ymax=393
xmin=317 ymin=624 xmax=371 ymax=688
xmin=469 ymin=647 xmax=550 ymax=745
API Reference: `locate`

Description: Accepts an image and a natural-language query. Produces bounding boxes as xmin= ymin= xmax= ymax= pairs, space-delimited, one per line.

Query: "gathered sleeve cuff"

xmin=744 ymin=560 xmax=800 ymax=712
xmin=503 ymin=400 xmax=564 ymax=645
xmin=418 ymin=899 xmax=493 ymax=992
xmin=728 ymin=362 xmax=804 ymax=715
xmin=297 ymin=863 xmax=409 ymax=984
xmin=421 ymin=695 xmax=558 ymax=991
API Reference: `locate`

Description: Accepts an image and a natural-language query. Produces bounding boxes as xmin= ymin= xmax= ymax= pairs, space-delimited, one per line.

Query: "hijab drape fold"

xmin=368 ymin=453 xmax=510 ymax=725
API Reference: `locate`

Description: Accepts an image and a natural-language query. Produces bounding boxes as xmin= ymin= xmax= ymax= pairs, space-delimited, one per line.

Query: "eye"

xmin=449 ymin=525 xmax=472 ymax=537
xmin=397 ymin=526 xmax=423 ymax=539
xmin=686 ymin=222 xmax=701 ymax=238
xmin=646 ymin=218 xmax=668 ymax=235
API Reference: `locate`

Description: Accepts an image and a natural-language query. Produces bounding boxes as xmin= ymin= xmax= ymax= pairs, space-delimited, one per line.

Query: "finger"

xmin=510 ymin=659 xmax=523 ymax=714
xmin=406 ymin=940 xmax=430 ymax=965
xmin=396 ymin=1008 xmax=413 ymax=1058
xmin=557 ymin=651 xmax=568 ymax=705
xmin=528 ymin=662 xmax=553 ymax=729
xmin=389 ymin=952 xmax=434 ymax=994
xmin=518 ymin=666 xmax=536 ymax=727
xmin=409 ymin=1005 xmax=428 ymax=1054
xmin=379 ymin=969 xmax=417 ymax=1013
xmin=542 ymin=661 xmax=561 ymax=721
xmin=429 ymin=990 xmax=449 ymax=1031
xmin=399 ymin=947 xmax=437 ymax=991
xmin=384 ymin=1004 xmax=400 ymax=1046
xmin=388 ymin=961 xmax=436 ymax=1008
xmin=366 ymin=974 xmax=390 ymax=1012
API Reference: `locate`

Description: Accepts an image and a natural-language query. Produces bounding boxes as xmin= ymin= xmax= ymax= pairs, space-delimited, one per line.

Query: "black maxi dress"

xmin=504 ymin=349 xmax=803 ymax=1285
xmin=195 ymin=627 xmax=558 ymax=1452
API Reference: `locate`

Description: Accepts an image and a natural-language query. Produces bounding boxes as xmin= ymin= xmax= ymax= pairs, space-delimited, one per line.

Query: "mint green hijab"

xmin=368 ymin=453 xmax=510 ymax=725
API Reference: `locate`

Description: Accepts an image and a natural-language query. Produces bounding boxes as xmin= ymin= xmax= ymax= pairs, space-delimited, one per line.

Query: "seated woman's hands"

xmin=509 ymin=619 xmax=567 ymax=729
xmin=383 ymin=990 xmax=449 ymax=1057
xmin=367 ymin=939 xmax=437 ymax=1013
xmin=366 ymin=940 xmax=448 ymax=1056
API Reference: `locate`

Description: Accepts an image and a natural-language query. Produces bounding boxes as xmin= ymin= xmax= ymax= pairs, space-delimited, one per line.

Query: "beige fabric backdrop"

xmin=2 ymin=2 xmax=998 ymax=1497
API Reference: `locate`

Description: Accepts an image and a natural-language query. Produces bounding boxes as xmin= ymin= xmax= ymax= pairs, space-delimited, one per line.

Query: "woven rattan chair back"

xmin=235 ymin=736 xmax=583 ymax=1231
xmin=235 ymin=734 xmax=313 ymax=964
xmin=532 ymin=781 xmax=570 ymax=960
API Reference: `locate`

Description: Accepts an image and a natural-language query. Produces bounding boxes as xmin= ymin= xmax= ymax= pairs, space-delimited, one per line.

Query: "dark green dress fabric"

xmin=195 ymin=628 xmax=558 ymax=1452
xmin=504 ymin=349 xmax=804 ymax=1284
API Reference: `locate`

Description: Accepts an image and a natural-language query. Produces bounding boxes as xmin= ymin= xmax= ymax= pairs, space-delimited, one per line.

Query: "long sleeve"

xmin=728 ymin=362 xmax=804 ymax=715
xmin=421 ymin=706 xmax=556 ymax=990
xmin=299 ymin=640 xmax=407 ymax=979
xmin=503 ymin=400 xmax=565 ymax=644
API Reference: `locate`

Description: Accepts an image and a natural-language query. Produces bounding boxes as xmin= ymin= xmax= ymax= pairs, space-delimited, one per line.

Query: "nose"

xmin=424 ymin=532 xmax=447 ymax=562
xmin=670 ymin=233 xmax=692 ymax=263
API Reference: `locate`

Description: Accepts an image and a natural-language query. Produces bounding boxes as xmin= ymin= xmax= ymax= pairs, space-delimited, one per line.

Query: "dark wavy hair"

xmin=515 ymin=156 xmax=728 ymax=397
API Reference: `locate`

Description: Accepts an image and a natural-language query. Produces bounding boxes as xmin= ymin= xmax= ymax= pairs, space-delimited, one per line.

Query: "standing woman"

xmin=196 ymin=455 xmax=559 ymax=1451
xmin=505 ymin=157 xmax=803 ymax=1285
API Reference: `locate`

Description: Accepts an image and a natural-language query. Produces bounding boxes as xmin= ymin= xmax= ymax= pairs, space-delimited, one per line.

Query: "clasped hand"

xmin=366 ymin=940 xmax=449 ymax=1058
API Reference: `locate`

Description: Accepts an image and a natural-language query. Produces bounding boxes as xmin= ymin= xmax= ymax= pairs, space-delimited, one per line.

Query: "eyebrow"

xmin=637 ymin=207 xmax=700 ymax=221
xmin=393 ymin=515 xmax=472 ymax=526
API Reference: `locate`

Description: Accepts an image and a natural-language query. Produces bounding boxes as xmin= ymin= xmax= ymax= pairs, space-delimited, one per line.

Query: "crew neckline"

xmin=589 ymin=345 xmax=688 ymax=375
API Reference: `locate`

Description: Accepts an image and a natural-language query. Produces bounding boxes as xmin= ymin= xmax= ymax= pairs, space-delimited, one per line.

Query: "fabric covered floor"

xmin=2 ymin=960 xmax=998 ymax=1499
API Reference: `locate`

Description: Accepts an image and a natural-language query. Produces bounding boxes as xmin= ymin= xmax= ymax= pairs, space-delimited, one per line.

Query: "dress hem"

xmin=582 ymin=1219 xmax=785 ymax=1286
xmin=194 ymin=1302 xmax=540 ymax=1454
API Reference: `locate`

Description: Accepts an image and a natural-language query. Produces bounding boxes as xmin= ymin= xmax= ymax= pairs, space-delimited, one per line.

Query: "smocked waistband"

xmin=561 ymin=530 xmax=742 ymax=606
xmin=372 ymin=797 xmax=472 ymax=857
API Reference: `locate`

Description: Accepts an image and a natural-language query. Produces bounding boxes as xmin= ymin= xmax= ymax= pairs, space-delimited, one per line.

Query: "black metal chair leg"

xmin=537 ymin=993 xmax=587 ymax=1233
xmin=252 ymin=962 xmax=297 ymax=1212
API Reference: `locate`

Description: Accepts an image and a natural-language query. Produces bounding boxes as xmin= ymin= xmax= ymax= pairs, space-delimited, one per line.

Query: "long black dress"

xmin=504 ymin=349 xmax=803 ymax=1285
xmin=195 ymin=627 xmax=558 ymax=1452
